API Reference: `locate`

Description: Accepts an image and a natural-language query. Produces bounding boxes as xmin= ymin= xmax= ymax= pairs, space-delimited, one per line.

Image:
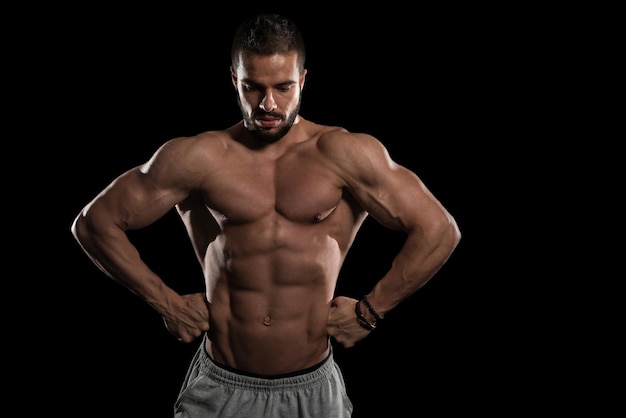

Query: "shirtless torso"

xmin=177 ymin=119 xmax=374 ymax=375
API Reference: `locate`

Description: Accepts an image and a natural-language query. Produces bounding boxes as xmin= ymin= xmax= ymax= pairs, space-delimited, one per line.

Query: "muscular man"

xmin=71 ymin=13 xmax=461 ymax=418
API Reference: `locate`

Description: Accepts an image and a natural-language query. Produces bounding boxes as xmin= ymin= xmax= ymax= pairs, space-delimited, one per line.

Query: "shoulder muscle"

xmin=140 ymin=131 xmax=228 ymax=191
xmin=317 ymin=130 xmax=396 ymax=186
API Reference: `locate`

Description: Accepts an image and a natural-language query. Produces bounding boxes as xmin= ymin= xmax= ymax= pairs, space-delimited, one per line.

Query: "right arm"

xmin=70 ymin=138 xmax=210 ymax=343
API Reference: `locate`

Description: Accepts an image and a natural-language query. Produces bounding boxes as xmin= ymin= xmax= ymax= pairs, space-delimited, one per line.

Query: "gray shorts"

xmin=174 ymin=338 xmax=353 ymax=418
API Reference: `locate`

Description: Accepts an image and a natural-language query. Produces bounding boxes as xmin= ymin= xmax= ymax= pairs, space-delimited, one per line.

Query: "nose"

xmin=259 ymin=91 xmax=277 ymax=112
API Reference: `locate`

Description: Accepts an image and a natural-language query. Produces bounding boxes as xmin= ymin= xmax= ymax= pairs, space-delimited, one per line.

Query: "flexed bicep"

xmin=334 ymin=135 xmax=434 ymax=232
xmin=80 ymin=166 xmax=181 ymax=233
xmin=357 ymin=164 xmax=449 ymax=233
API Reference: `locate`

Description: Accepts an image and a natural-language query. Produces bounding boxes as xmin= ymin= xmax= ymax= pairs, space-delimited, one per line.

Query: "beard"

xmin=238 ymin=94 xmax=302 ymax=144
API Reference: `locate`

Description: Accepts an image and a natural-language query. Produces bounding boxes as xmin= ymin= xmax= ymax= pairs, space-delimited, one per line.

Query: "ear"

xmin=299 ymin=68 xmax=307 ymax=89
xmin=230 ymin=66 xmax=237 ymax=88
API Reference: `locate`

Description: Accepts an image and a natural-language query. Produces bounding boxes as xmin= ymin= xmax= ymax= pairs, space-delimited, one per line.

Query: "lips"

xmin=257 ymin=117 xmax=281 ymax=128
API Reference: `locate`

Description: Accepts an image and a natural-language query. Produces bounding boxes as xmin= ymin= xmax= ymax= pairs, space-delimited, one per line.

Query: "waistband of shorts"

xmin=198 ymin=339 xmax=335 ymax=391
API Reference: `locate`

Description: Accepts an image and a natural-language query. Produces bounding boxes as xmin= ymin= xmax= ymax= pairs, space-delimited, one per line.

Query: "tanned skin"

xmin=71 ymin=51 xmax=461 ymax=376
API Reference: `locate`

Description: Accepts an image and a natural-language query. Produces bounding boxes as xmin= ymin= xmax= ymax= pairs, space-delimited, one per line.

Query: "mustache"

xmin=253 ymin=110 xmax=284 ymax=119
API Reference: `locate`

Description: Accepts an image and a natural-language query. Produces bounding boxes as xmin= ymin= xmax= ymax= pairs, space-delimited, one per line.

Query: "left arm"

xmin=326 ymin=133 xmax=461 ymax=347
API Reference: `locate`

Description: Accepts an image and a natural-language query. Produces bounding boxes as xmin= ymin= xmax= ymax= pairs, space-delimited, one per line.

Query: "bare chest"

xmin=202 ymin=149 xmax=343 ymax=225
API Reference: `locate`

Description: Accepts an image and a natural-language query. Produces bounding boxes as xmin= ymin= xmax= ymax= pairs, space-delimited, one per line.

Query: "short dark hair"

xmin=231 ymin=13 xmax=306 ymax=72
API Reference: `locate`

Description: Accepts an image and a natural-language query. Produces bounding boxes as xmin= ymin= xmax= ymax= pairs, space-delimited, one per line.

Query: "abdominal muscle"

xmin=203 ymin=228 xmax=344 ymax=376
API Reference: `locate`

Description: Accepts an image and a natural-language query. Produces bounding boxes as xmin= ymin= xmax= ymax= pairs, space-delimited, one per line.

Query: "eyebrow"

xmin=241 ymin=79 xmax=297 ymax=88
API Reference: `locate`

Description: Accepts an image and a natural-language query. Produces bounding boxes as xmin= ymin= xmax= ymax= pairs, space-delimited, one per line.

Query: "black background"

xmin=29 ymin=5 xmax=556 ymax=417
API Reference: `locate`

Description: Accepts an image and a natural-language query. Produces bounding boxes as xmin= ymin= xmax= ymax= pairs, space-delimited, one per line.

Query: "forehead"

xmin=235 ymin=52 xmax=301 ymax=83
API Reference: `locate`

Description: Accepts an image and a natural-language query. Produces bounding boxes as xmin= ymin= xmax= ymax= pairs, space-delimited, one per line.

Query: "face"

xmin=231 ymin=52 xmax=306 ymax=143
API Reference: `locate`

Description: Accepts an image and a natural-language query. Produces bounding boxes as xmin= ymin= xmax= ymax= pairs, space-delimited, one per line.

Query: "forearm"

xmin=72 ymin=215 xmax=180 ymax=315
xmin=366 ymin=218 xmax=461 ymax=316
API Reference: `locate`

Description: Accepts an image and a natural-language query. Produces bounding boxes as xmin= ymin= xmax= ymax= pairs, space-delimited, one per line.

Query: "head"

xmin=230 ymin=14 xmax=307 ymax=143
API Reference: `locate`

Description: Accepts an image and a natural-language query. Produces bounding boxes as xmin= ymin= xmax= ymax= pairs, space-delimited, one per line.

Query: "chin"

xmin=252 ymin=130 xmax=284 ymax=143
xmin=251 ymin=123 xmax=292 ymax=143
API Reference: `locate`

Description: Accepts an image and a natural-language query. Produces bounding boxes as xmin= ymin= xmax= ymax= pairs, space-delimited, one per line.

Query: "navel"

xmin=263 ymin=315 xmax=273 ymax=326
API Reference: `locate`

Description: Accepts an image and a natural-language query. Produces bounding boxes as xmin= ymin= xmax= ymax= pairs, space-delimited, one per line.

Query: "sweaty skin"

xmin=71 ymin=52 xmax=460 ymax=376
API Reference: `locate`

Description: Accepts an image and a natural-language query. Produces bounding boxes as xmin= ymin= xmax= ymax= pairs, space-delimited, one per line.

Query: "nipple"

xmin=263 ymin=315 xmax=273 ymax=326
xmin=313 ymin=206 xmax=336 ymax=223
